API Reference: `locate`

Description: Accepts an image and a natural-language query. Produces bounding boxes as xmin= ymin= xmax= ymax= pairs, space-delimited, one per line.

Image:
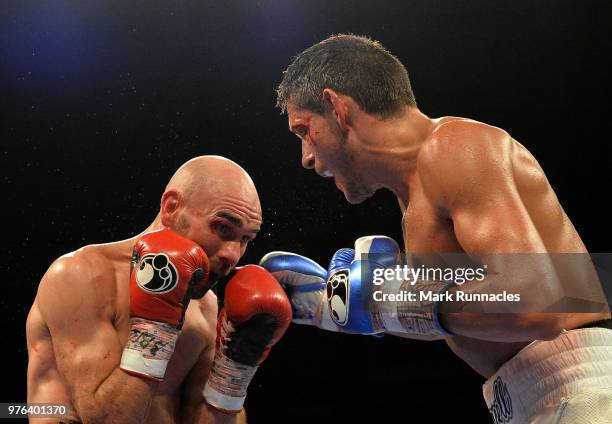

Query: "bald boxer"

xmin=264 ymin=35 xmax=612 ymax=423
xmin=26 ymin=156 xmax=291 ymax=423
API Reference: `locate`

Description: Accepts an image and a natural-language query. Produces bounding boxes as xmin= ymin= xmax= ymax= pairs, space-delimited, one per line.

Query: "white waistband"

xmin=483 ymin=328 xmax=612 ymax=424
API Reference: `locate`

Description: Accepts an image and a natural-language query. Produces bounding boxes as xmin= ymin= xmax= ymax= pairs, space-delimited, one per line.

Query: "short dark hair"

xmin=276 ymin=34 xmax=417 ymax=118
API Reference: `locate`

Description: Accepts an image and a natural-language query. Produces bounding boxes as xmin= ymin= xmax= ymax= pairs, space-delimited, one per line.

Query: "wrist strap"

xmin=120 ymin=317 xmax=179 ymax=381
xmin=376 ymin=280 xmax=455 ymax=339
xmin=203 ymin=317 xmax=258 ymax=413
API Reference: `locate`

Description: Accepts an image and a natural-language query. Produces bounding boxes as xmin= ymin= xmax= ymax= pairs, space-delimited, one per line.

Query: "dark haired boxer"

xmin=264 ymin=34 xmax=612 ymax=423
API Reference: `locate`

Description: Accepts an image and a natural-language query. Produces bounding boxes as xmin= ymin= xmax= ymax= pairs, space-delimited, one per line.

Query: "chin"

xmin=346 ymin=193 xmax=368 ymax=205
xmin=342 ymin=187 xmax=372 ymax=205
xmin=336 ymin=179 xmax=371 ymax=204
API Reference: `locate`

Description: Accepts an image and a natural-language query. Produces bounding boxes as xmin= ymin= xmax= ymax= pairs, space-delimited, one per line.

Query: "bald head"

xmin=165 ymin=155 xmax=260 ymax=210
xmin=152 ymin=156 xmax=262 ymax=279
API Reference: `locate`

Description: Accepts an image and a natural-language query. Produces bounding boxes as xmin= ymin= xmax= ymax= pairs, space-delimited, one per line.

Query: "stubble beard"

xmin=173 ymin=213 xmax=191 ymax=237
xmin=335 ymin=138 xmax=373 ymax=204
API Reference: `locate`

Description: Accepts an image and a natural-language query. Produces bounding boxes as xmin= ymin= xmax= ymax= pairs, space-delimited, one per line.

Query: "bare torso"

xmin=402 ymin=117 xmax=607 ymax=377
xmin=26 ymin=239 xmax=216 ymax=423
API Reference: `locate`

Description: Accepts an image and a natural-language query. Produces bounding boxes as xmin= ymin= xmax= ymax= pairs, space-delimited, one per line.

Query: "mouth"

xmin=315 ymin=167 xmax=334 ymax=178
xmin=207 ymin=270 xmax=220 ymax=284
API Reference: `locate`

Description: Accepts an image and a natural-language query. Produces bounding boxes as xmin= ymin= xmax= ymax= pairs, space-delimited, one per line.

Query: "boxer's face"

xmin=287 ymin=102 xmax=373 ymax=204
xmin=174 ymin=197 xmax=262 ymax=283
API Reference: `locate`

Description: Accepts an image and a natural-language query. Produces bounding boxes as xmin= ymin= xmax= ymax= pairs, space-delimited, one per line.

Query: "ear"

xmin=322 ymin=88 xmax=350 ymax=132
xmin=160 ymin=190 xmax=181 ymax=227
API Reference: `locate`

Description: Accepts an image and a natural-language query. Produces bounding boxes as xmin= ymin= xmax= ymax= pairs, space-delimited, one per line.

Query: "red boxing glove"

xmin=121 ymin=229 xmax=210 ymax=381
xmin=203 ymin=265 xmax=292 ymax=413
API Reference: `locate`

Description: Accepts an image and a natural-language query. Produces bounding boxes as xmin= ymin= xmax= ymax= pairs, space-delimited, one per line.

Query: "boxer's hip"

xmin=483 ymin=327 xmax=612 ymax=424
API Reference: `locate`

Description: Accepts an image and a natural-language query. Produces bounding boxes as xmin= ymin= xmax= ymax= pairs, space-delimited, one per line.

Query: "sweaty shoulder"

xmin=417 ymin=119 xmax=514 ymax=208
xmin=420 ymin=119 xmax=511 ymax=167
xmin=36 ymin=246 xmax=119 ymax=325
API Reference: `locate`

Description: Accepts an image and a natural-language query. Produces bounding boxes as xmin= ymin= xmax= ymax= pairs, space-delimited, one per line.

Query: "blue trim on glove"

xmin=260 ymin=253 xmax=327 ymax=279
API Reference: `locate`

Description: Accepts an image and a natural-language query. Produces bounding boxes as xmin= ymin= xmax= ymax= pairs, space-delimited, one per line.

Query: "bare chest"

xmin=402 ymin=191 xmax=461 ymax=254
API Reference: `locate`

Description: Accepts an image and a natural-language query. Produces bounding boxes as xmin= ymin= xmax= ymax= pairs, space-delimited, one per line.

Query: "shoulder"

xmin=42 ymin=246 xmax=116 ymax=291
xmin=419 ymin=118 xmax=511 ymax=169
xmin=417 ymin=119 xmax=514 ymax=206
xmin=49 ymin=245 xmax=113 ymax=278
xmin=37 ymin=246 xmax=118 ymax=320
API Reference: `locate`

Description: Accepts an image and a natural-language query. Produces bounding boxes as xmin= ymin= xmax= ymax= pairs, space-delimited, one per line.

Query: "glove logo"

xmin=135 ymin=253 xmax=179 ymax=294
xmin=489 ymin=376 xmax=513 ymax=424
xmin=326 ymin=269 xmax=349 ymax=326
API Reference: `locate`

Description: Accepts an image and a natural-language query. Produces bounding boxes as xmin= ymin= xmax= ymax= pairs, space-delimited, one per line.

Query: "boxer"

xmin=26 ymin=156 xmax=292 ymax=423
xmin=264 ymin=35 xmax=612 ymax=422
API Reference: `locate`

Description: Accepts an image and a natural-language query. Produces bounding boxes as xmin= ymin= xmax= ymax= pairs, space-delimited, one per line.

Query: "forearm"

xmin=182 ymin=401 xmax=245 ymax=424
xmin=76 ymin=367 xmax=158 ymax=423
xmin=429 ymin=246 xmax=609 ymax=341
xmin=439 ymin=310 xmax=565 ymax=342
xmin=435 ymin=272 xmax=566 ymax=342
xmin=437 ymin=284 xmax=608 ymax=341
xmin=376 ymin=257 xmax=567 ymax=341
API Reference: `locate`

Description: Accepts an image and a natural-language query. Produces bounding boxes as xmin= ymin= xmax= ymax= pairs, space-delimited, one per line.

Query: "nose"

xmin=301 ymin=140 xmax=315 ymax=169
xmin=217 ymin=241 xmax=241 ymax=275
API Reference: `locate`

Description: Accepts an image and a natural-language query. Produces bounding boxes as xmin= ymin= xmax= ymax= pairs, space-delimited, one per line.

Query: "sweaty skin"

xmin=26 ymin=156 xmax=261 ymax=423
xmin=399 ymin=117 xmax=608 ymax=376
xmin=287 ymin=95 xmax=610 ymax=377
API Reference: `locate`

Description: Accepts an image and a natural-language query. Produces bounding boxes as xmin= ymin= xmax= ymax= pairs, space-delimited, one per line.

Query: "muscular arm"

xmin=180 ymin=294 xmax=246 ymax=424
xmin=37 ymin=254 xmax=157 ymax=423
xmin=419 ymin=123 xmax=567 ymax=342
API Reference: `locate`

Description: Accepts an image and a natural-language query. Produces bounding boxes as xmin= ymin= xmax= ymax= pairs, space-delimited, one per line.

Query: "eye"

xmin=216 ymin=223 xmax=233 ymax=238
xmin=294 ymin=126 xmax=307 ymax=139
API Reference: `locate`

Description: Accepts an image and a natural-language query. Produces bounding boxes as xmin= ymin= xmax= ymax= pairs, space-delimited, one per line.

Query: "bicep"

xmin=51 ymin=319 xmax=122 ymax=398
xmin=446 ymin=170 xmax=559 ymax=304
xmin=450 ymin=184 xmax=546 ymax=253
xmin=449 ymin=188 xmax=562 ymax=306
xmin=36 ymin=260 xmax=123 ymax=410
xmin=424 ymin=128 xmax=547 ymax=253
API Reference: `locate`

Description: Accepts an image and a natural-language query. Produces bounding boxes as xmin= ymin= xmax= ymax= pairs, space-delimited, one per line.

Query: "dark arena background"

xmin=2 ymin=1 xmax=611 ymax=422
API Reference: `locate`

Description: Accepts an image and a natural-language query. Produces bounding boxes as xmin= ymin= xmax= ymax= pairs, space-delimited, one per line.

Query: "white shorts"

xmin=483 ymin=328 xmax=612 ymax=423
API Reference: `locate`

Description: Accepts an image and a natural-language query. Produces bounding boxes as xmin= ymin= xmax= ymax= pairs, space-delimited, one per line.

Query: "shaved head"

xmin=149 ymin=155 xmax=262 ymax=281
xmin=165 ymin=155 xmax=260 ymax=212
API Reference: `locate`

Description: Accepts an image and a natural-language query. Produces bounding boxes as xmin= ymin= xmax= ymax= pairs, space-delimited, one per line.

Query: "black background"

xmin=2 ymin=1 xmax=611 ymax=422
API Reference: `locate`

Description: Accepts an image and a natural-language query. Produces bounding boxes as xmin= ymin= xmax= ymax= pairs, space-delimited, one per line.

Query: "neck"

xmin=145 ymin=214 xmax=166 ymax=233
xmin=353 ymin=107 xmax=434 ymax=205
xmin=99 ymin=215 xmax=164 ymax=263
